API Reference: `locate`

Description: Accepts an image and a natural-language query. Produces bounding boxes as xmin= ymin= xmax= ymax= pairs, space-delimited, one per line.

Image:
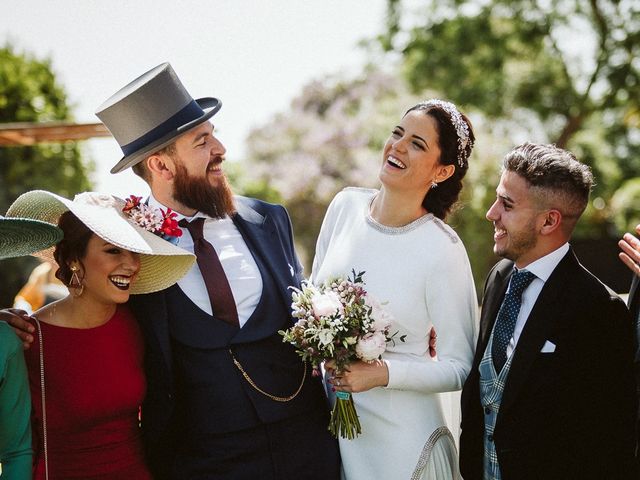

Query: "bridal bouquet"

xmin=280 ymin=270 xmax=399 ymax=439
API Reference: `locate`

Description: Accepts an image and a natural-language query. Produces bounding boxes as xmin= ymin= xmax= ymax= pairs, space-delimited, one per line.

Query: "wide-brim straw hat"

xmin=0 ymin=215 xmax=63 ymax=260
xmin=6 ymin=190 xmax=195 ymax=295
xmin=96 ymin=62 xmax=221 ymax=174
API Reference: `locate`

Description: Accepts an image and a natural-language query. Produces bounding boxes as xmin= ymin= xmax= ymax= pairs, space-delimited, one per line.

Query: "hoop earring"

xmin=68 ymin=265 xmax=84 ymax=297
xmin=431 ymin=181 xmax=438 ymax=189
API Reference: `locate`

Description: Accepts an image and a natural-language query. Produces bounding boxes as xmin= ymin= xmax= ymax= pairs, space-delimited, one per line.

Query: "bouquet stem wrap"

xmin=330 ymin=391 xmax=361 ymax=439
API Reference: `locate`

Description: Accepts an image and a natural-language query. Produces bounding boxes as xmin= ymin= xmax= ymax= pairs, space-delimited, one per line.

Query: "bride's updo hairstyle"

xmin=405 ymin=100 xmax=475 ymax=220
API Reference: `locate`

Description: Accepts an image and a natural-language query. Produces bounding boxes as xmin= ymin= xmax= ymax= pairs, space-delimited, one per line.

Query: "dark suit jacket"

xmin=460 ymin=249 xmax=638 ymax=479
xmin=128 ymin=196 xmax=307 ymax=473
xmin=627 ymin=275 xmax=640 ymax=456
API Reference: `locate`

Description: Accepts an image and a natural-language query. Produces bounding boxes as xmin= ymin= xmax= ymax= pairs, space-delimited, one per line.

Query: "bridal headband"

xmin=420 ymin=99 xmax=472 ymax=168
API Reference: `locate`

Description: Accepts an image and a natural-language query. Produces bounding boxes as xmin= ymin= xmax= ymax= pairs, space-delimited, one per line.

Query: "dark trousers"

xmin=171 ymin=409 xmax=340 ymax=480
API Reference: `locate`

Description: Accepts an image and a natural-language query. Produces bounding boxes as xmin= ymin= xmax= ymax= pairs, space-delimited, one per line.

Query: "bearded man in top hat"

xmin=101 ymin=63 xmax=340 ymax=480
xmin=6 ymin=63 xmax=340 ymax=480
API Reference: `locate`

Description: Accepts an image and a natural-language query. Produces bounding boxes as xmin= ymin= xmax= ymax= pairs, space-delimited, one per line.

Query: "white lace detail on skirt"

xmin=410 ymin=425 xmax=457 ymax=480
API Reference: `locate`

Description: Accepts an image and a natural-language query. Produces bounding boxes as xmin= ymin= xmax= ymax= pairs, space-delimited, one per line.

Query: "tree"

xmin=0 ymin=44 xmax=93 ymax=307
xmin=366 ymin=0 xmax=640 ymax=291
xmin=378 ymin=0 xmax=639 ymax=231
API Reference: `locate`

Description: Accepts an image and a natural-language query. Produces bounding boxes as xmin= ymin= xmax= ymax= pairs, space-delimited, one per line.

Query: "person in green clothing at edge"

xmin=0 ymin=215 xmax=62 ymax=479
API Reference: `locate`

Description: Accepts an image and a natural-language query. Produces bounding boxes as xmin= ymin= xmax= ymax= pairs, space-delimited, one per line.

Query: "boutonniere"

xmin=122 ymin=194 xmax=183 ymax=245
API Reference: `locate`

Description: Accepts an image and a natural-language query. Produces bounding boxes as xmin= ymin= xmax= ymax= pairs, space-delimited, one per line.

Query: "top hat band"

xmin=120 ymin=100 xmax=204 ymax=156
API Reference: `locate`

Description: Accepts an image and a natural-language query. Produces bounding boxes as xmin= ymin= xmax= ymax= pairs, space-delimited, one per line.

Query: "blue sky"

xmin=1 ymin=0 xmax=387 ymax=196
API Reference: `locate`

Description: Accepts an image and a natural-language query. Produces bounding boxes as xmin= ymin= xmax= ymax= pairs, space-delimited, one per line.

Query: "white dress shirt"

xmin=506 ymin=242 xmax=569 ymax=357
xmin=148 ymin=195 xmax=262 ymax=327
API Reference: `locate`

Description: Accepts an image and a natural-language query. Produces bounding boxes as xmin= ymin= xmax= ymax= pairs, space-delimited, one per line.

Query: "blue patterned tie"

xmin=492 ymin=269 xmax=536 ymax=372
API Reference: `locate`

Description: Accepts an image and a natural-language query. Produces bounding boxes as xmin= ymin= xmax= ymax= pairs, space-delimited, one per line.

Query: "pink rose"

xmin=355 ymin=331 xmax=387 ymax=362
xmin=311 ymin=291 xmax=344 ymax=318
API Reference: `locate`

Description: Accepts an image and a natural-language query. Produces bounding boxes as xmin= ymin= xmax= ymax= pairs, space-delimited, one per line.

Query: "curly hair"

xmin=404 ymin=102 xmax=475 ymax=220
xmin=53 ymin=211 xmax=93 ymax=285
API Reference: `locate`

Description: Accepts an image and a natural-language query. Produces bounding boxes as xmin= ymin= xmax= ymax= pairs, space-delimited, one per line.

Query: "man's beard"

xmin=495 ymin=219 xmax=537 ymax=262
xmin=173 ymin=158 xmax=236 ymax=219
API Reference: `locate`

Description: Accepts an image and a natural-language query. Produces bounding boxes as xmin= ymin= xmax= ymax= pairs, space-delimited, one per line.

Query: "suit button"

xmin=167 ymin=393 xmax=173 ymax=399
xmin=488 ymin=434 xmax=494 ymax=442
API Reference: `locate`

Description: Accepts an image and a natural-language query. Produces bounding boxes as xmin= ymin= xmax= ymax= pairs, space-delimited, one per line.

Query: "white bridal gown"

xmin=312 ymin=188 xmax=478 ymax=480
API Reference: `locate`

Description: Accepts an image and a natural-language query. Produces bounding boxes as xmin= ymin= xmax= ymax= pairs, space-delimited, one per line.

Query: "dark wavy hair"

xmin=53 ymin=211 xmax=93 ymax=285
xmin=404 ymin=102 xmax=475 ymax=220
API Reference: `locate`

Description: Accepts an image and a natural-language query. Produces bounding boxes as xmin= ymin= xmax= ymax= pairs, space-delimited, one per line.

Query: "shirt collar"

xmin=516 ymin=242 xmax=569 ymax=282
xmin=147 ymin=193 xmax=223 ymax=223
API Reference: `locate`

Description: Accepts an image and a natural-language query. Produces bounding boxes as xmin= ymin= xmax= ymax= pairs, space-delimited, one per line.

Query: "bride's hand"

xmin=328 ymin=359 xmax=389 ymax=393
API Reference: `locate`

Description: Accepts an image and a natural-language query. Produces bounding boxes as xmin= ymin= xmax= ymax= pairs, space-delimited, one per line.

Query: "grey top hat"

xmin=96 ymin=63 xmax=221 ymax=174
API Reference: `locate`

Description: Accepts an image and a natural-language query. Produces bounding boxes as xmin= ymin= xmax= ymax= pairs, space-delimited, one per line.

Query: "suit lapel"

xmin=232 ymin=202 xmax=295 ymax=309
xmin=626 ymin=276 xmax=640 ymax=362
xmin=462 ymin=261 xmax=512 ymax=416
xmin=500 ymin=250 xmax=576 ymax=412
xmin=130 ymin=291 xmax=173 ymax=377
xmin=478 ymin=262 xmax=513 ymax=360
xmin=627 ymin=275 xmax=640 ymax=323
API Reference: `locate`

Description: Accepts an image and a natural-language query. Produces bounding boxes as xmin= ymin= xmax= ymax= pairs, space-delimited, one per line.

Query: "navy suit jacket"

xmin=128 ymin=196 xmax=306 ymax=471
xmin=460 ymin=250 xmax=638 ymax=479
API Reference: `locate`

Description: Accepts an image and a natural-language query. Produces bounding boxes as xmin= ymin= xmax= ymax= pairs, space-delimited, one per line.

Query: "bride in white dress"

xmin=312 ymin=100 xmax=478 ymax=479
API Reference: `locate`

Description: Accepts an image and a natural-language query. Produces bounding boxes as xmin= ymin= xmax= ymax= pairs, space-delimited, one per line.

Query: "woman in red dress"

xmin=6 ymin=190 xmax=194 ymax=480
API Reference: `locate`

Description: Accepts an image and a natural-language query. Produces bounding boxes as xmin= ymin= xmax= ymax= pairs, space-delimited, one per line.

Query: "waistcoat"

xmin=166 ymin=250 xmax=324 ymax=441
xmin=479 ymin=332 xmax=515 ymax=480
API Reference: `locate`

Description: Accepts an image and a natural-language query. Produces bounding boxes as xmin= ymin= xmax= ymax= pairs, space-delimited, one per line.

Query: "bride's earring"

xmin=430 ymin=181 xmax=438 ymax=189
xmin=68 ymin=265 xmax=84 ymax=297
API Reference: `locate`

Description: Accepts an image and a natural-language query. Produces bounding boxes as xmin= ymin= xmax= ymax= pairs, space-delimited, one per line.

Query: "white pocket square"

xmin=540 ymin=340 xmax=556 ymax=353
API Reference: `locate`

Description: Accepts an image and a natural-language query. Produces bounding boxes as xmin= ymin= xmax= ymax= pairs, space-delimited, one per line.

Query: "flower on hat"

xmin=122 ymin=194 xmax=183 ymax=244
xmin=123 ymin=194 xmax=143 ymax=212
xmin=75 ymin=192 xmax=119 ymax=208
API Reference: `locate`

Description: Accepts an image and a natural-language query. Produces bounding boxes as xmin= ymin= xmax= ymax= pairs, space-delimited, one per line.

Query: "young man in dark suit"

xmin=460 ymin=143 xmax=637 ymax=479
xmin=618 ymin=224 xmax=640 ymax=461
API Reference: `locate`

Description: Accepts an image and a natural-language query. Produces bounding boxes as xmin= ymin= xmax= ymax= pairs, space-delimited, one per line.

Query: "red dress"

xmin=25 ymin=305 xmax=152 ymax=479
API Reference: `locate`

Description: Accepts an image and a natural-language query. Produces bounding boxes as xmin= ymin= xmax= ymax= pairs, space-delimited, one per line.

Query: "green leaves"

xmin=0 ymin=44 xmax=93 ymax=307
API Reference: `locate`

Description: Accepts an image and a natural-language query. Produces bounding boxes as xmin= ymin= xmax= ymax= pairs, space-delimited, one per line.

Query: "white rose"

xmin=366 ymin=295 xmax=393 ymax=332
xmin=355 ymin=331 xmax=387 ymax=362
xmin=318 ymin=329 xmax=335 ymax=346
xmin=311 ymin=291 xmax=344 ymax=318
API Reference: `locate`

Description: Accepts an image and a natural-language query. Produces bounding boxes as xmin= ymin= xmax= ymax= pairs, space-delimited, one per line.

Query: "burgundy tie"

xmin=180 ymin=218 xmax=239 ymax=327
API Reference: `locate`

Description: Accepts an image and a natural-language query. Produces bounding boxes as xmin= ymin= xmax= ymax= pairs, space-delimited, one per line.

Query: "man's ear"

xmin=146 ymin=154 xmax=175 ymax=180
xmin=539 ymin=209 xmax=562 ymax=235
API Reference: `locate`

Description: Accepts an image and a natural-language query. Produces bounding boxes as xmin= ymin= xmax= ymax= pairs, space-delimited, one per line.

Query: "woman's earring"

xmin=68 ymin=265 xmax=84 ymax=297
xmin=431 ymin=181 xmax=438 ymax=189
